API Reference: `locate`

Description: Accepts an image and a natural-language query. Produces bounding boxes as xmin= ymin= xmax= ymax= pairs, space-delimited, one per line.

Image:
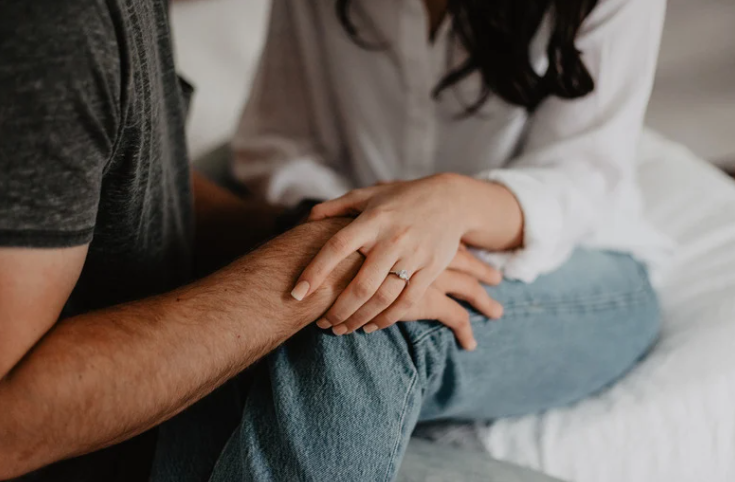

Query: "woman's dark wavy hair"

xmin=336 ymin=0 xmax=599 ymax=114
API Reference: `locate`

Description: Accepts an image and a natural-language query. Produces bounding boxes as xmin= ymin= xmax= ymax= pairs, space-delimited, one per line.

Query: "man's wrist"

xmin=227 ymin=218 xmax=362 ymax=332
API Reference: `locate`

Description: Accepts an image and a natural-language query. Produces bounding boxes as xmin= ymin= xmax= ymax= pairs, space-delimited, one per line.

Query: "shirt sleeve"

xmin=231 ymin=0 xmax=354 ymax=207
xmin=0 ymin=1 xmax=120 ymax=248
xmin=474 ymin=0 xmax=666 ymax=282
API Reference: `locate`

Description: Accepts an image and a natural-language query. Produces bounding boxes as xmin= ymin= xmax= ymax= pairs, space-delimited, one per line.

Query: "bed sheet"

xmin=472 ymin=131 xmax=735 ymax=482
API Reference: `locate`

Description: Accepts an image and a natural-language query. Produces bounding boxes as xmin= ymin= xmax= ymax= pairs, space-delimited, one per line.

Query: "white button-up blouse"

xmin=232 ymin=0 xmax=672 ymax=282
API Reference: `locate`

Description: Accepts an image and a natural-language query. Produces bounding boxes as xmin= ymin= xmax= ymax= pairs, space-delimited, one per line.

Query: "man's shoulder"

xmin=0 ymin=0 xmax=121 ymax=60
xmin=0 ymin=0 xmax=124 ymax=108
xmin=0 ymin=0 xmax=117 ymax=30
xmin=0 ymin=0 xmax=128 ymax=250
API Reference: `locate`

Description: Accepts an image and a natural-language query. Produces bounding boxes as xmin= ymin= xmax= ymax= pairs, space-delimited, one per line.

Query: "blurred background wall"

xmin=171 ymin=0 xmax=735 ymax=168
xmin=648 ymin=0 xmax=735 ymax=166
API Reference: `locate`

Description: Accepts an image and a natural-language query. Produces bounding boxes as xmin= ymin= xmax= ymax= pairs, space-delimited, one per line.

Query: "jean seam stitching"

xmin=499 ymin=288 xmax=652 ymax=315
xmin=412 ymin=326 xmax=450 ymax=347
xmin=383 ymin=367 xmax=419 ymax=482
xmin=500 ymin=285 xmax=649 ymax=308
xmin=410 ymin=288 xmax=653 ymax=347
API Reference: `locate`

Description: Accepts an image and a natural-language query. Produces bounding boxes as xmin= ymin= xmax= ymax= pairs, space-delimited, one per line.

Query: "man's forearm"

xmin=0 ymin=220 xmax=359 ymax=479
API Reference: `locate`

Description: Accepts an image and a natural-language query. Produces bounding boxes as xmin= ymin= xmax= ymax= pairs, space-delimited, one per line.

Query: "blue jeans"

xmin=151 ymin=249 xmax=660 ymax=482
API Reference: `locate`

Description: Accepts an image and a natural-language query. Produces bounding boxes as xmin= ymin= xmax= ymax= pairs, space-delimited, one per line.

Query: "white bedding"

xmin=479 ymin=132 xmax=735 ymax=482
xmin=171 ymin=3 xmax=735 ymax=480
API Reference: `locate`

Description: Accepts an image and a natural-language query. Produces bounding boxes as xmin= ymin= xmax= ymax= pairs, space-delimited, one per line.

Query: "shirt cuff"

xmin=476 ymin=169 xmax=570 ymax=283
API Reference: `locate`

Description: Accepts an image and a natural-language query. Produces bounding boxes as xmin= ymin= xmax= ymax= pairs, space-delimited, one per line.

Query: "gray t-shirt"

xmin=0 ymin=0 xmax=194 ymax=479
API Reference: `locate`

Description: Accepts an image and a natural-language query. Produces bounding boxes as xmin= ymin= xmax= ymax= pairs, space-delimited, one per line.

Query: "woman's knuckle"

xmin=324 ymin=312 xmax=342 ymax=325
xmin=415 ymin=248 xmax=431 ymax=262
xmin=374 ymin=288 xmax=394 ymax=306
xmin=399 ymin=296 xmax=417 ymax=312
xmin=460 ymin=312 xmax=471 ymax=326
xmin=353 ymin=280 xmax=373 ymax=299
xmin=389 ymin=230 xmax=408 ymax=246
xmin=328 ymin=234 xmax=349 ymax=253
xmin=388 ymin=236 xmax=402 ymax=248
xmin=363 ymin=209 xmax=382 ymax=222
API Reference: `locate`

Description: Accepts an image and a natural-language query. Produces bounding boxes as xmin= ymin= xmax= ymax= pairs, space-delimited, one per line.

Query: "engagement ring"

xmin=389 ymin=269 xmax=411 ymax=284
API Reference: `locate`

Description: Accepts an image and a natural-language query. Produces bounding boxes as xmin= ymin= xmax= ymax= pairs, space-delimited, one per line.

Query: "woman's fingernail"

xmin=332 ymin=325 xmax=348 ymax=336
xmin=290 ymin=281 xmax=310 ymax=301
xmin=363 ymin=324 xmax=379 ymax=334
xmin=467 ymin=340 xmax=478 ymax=351
xmin=316 ymin=319 xmax=331 ymax=329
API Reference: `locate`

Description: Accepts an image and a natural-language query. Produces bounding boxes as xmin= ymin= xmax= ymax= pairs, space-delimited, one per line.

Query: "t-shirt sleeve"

xmin=0 ymin=0 xmax=121 ymax=248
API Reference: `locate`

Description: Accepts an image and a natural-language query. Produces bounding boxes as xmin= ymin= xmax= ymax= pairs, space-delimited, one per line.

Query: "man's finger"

xmin=448 ymin=250 xmax=502 ymax=286
xmin=433 ymin=296 xmax=477 ymax=351
xmin=404 ymin=289 xmax=477 ymax=351
xmin=434 ymin=271 xmax=503 ymax=320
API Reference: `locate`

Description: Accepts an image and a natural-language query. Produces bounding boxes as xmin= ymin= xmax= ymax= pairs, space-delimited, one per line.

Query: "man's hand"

xmin=0 ymin=218 xmax=360 ymax=479
xmin=294 ymin=174 xmax=521 ymax=348
xmin=316 ymin=246 xmax=504 ymax=351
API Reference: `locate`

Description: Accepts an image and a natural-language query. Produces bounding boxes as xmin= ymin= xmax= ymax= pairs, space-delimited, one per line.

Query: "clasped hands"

xmin=290 ymin=174 xmax=508 ymax=351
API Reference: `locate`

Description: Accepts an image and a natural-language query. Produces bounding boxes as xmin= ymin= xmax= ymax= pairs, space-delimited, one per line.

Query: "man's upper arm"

xmin=0 ymin=247 xmax=88 ymax=379
xmin=0 ymin=0 xmax=121 ymax=247
xmin=0 ymin=2 xmax=121 ymax=375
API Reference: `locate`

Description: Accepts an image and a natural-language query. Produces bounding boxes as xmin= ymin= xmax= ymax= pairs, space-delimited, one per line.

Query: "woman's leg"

xmin=171 ymin=249 xmax=659 ymax=482
xmin=416 ymin=249 xmax=660 ymax=422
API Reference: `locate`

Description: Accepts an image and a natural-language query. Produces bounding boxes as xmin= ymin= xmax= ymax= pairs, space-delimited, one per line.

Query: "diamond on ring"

xmin=390 ymin=269 xmax=411 ymax=283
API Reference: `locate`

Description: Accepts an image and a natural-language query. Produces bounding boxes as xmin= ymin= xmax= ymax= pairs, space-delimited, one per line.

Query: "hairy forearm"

xmin=0 ymin=219 xmax=359 ymax=478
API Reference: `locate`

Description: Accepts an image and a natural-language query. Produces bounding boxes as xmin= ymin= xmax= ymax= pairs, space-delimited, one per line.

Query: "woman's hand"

xmin=319 ymin=247 xmax=504 ymax=350
xmin=393 ymin=270 xmax=501 ymax=351
xmin=290 ymin=174 xmax=472 ymax=329
xmin=288 ymin=173 xmax=517 ymax=348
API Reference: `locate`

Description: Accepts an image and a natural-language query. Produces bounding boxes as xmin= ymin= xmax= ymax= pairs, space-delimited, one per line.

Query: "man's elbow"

xmin=0 ymin=463 xmax=26 ymax=481
xmin=0 ymin=428 xmax=53 ymax=480
xmin=0 ymin=446 xmax=35 ymax=481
